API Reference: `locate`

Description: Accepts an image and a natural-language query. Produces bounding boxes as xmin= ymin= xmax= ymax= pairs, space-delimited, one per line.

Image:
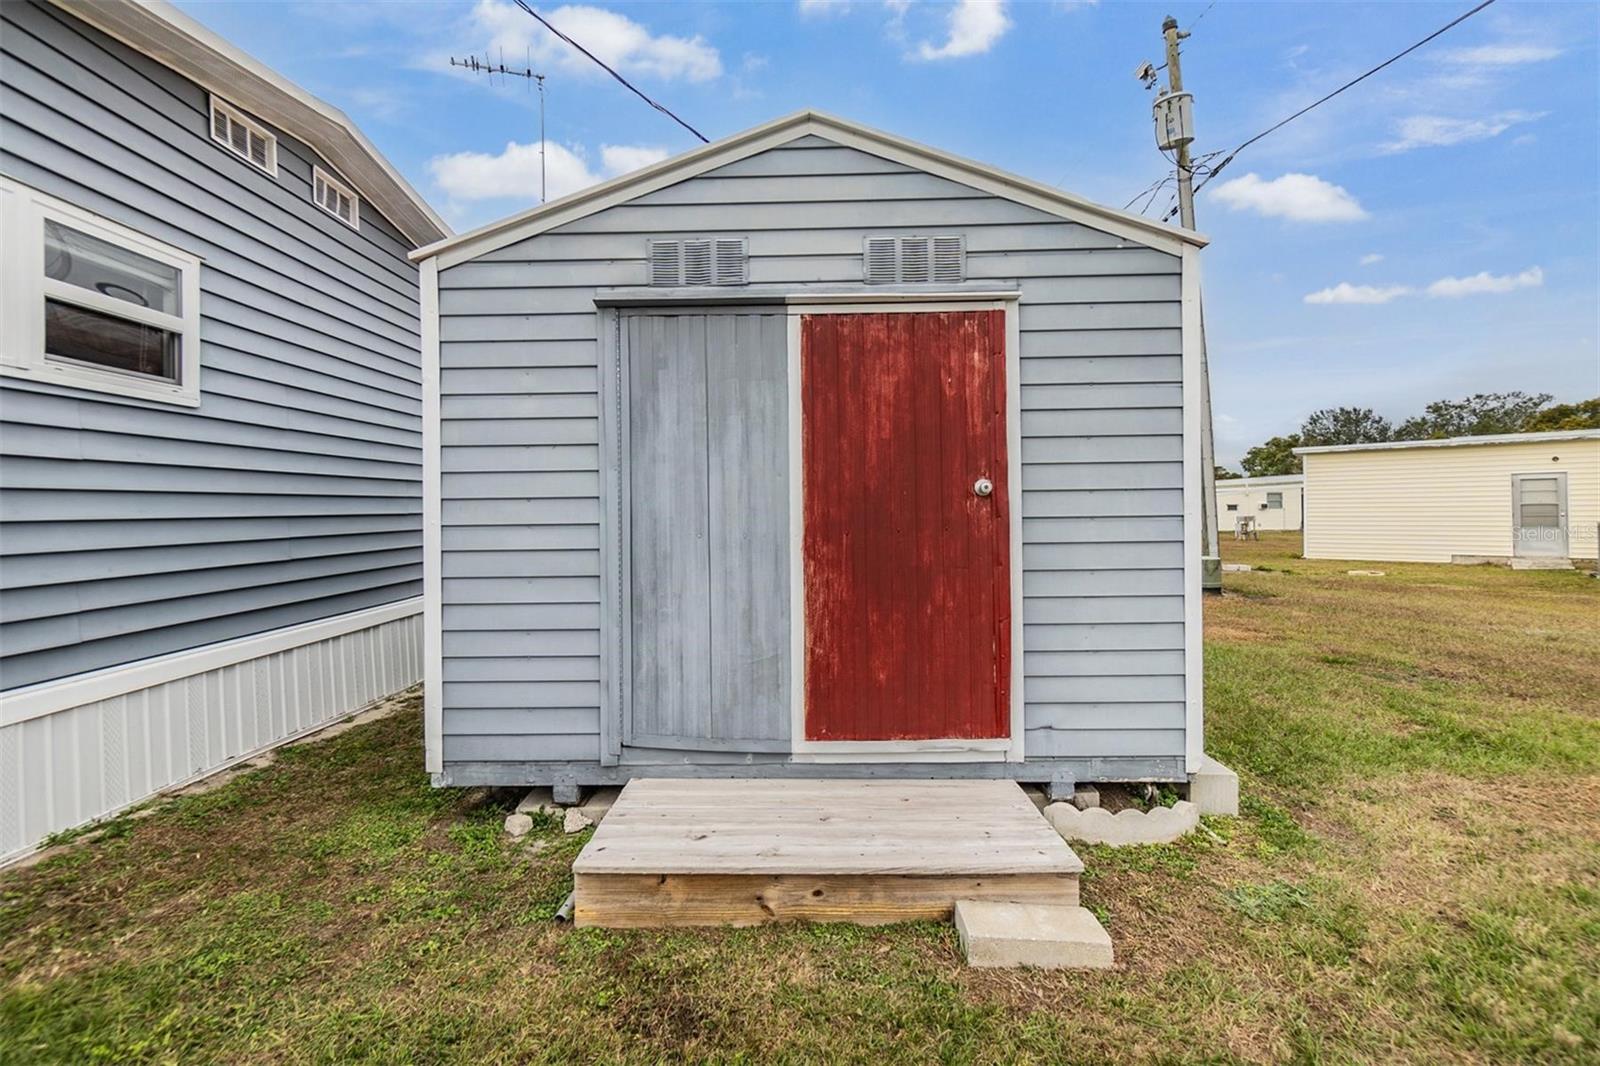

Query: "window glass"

xmin=1518 ymin=479 xmax=1561 ymax=528
xmin=1266 ymin=492 xmax=1284 ymax=509
xmin=45 ymin=299 xmax=179 ymax=381
xmin=45 ymin=221 xmax=180 ymax=315
xmin=1226 ymin=503 xmax=1238 ymax=511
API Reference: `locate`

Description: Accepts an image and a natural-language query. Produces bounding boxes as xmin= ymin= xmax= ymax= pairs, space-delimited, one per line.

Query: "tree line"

xmin=1219 ymin=392 xmax=1600 ymax=478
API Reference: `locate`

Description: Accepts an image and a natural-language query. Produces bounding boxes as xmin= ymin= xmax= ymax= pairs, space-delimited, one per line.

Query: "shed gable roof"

xmin=412 ymin=110 xmax=1206 ymax=268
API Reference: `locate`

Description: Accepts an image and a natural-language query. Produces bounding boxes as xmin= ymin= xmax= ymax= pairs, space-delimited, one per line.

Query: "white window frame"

xmin=1 ymin=176 xmax=203 ymax=407
xmin=209 ymin=95 xmax=278 ymax=176
xmin=312 ymin=166 xmax=361 ymax=230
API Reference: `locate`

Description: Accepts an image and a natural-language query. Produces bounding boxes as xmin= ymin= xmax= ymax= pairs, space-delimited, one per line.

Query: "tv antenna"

xmin=449 ymin=54 xmax=548 ymax=202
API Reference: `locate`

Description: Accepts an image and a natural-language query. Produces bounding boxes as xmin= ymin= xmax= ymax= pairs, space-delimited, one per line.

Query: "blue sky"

xmin=177 ymin=0 xmax=1599 ymax=466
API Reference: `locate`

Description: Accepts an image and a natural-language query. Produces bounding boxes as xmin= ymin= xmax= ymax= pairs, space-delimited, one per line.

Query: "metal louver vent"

xmin=863 ymin=235 xmax=965 ymax=284
xmin=648 ymin=238 xmax=748 ymax=286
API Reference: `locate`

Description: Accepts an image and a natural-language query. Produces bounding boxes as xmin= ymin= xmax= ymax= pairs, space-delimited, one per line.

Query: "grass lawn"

xmin=3 ymin=533 xmax=1597 ymax=1064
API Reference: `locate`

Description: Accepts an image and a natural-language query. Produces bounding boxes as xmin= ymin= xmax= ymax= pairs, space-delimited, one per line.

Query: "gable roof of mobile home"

xmin=1294 ymin=429 xmax=1600 ymax=456
xmin=52 ymin=0 xmax=449 ymax=246
xmin=410 ymin=109 xmax=1208 ymax=268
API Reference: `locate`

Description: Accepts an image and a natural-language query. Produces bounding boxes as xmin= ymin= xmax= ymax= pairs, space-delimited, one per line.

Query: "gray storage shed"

xmin=415 ymin=111 xmax=1208 ymax=795
xmin=1 ymin=0 xmax=446 ymax=859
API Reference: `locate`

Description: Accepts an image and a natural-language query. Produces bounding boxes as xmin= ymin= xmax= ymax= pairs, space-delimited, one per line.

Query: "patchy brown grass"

xmin=2 ymin=532 xmax=1597 ymax=1064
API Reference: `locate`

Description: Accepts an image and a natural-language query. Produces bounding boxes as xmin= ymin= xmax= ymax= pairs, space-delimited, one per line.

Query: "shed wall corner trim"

xmin=1180 ymin=244 xmax=1205 ymax=774
xmin=421 ymin=257 xmax=444 ymax=775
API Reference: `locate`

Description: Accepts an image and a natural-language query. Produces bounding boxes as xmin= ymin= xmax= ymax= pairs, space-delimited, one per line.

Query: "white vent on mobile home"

xmin=209 ymin=96 xmax=276 ymax=175
xmin=648 ymin=238 xmax=748 ymax=286
xmin=863 ymin=235 xmax=965 ymax=284
xmin=313 ymin=167 xmax=360 ymax=229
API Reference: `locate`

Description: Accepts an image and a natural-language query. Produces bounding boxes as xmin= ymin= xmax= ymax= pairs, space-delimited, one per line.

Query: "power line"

xmin=1137 ymin=178 xmax=1175 ymax=216
xmin=510 ymin=0 xmax=709 ymax=143
xmin=1160 ymin=0 xmax=1498 ymax=221
xmin=1123 ymin=174 xmax=1170 ymax=211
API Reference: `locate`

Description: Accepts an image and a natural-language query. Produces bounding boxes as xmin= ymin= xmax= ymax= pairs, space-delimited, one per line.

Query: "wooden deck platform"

xmin=571 ymin=778 xmax=1083 ymax=928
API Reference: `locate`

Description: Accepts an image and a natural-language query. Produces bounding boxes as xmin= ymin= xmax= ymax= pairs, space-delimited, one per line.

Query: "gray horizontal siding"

xmin=436 ymin=134 xmax=1187 ymax=766
xmin=0 ymin=2 xmax=421 ymax=689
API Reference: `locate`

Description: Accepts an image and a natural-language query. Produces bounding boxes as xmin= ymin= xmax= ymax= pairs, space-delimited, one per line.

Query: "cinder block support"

xmin=1187 ymin=755 xmax=1239 ymax=816
xmin=955 ymin=901 xmax=1113 ymax=969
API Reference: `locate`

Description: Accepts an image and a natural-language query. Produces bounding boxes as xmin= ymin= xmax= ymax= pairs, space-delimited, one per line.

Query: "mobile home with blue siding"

xmin=416 ymin=112 xmax=1209 ymax=797
xmin=0 ymin=0 xmax=447 ymax=860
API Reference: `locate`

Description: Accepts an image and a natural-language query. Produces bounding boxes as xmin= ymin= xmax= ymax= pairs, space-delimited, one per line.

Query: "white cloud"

xmin=1209 ymin=172 xmax=1368 ymax=223
xmin=798 ymin=0 xmax=852 ymax=15
xmin=469 ymin=1 xmax=721 ymax=82
xmin=1426 ymin=266 xmax=1543 ymax=298
xmin=1383 ymin=110 xmax=1544 ymax=152
xmin=1439 ymin=43 xmax=1561 ymax=67
xmin=1304 ymin=283 xmax=1411 ymax=306
xmin=1302 ymin=266 xmax=1547 ymax=304
xmin=429 ymin=139 xmax=668 ymax=205
xmin=1359 ymin=253 xmax=1384 ymax=266
xmin=914 ymin=0 xmax=1011 ymax=60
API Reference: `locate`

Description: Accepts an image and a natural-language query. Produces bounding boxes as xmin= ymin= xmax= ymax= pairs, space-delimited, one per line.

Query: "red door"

xmin=801 ymin=310 xmax=1011 ymax=741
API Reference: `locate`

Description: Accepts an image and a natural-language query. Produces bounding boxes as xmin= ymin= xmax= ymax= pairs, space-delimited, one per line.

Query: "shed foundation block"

xmin=1187 ymin=755 xmax=1239 ymax=816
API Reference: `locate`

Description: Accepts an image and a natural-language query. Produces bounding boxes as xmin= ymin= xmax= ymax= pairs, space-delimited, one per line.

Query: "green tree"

xmin=1215 ymin=465 xmax=1242 ymax=480
xmin=1241 ymin=434 xmax=1303 ymax=477
xmin=1394 ymin=391 xmax=1552 ymax=440
xmin=1522 ymin=396 xmax=1600 ymax=432
xmin=1299 ymin=407 xmax=1392 ymax=446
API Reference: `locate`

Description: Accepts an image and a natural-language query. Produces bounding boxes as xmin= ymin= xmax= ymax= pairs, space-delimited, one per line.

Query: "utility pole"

xmin=450 ymin=55 xmax=548 ymax=203
xmin=1143 ymin=14 xmax=1220 ymax=589
xmin=1162 ymin=16 xmax=1196 ymax=230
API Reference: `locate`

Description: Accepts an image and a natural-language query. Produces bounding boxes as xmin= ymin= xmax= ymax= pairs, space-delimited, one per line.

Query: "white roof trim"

xmin=1216 ymin=474 xmax=1304 ymax=486
xmin=411 ymin=110 xmax=1206 ymax=268
xmin=51 ymin=0 xmax=448 ymax=246
xmin=1294 ymin=429 xmax=1600 ymax=456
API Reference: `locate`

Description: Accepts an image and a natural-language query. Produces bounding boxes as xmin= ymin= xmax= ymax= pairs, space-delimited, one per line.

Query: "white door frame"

xmin=784 ymin=296 xmax=1025 ymax=763
xmin=1511 ymin=471 xmax=1570 ymax=558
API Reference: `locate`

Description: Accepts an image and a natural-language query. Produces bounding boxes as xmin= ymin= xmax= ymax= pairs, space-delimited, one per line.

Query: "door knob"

xmin=973 ymin=478 xmax=994 ymax=497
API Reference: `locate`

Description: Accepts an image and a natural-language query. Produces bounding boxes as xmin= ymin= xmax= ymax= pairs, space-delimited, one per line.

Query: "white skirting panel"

xmin=0 ymin=600 xmax=422 ymax=862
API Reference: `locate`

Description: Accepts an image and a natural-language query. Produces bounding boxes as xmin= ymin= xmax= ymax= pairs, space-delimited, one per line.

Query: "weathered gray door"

xmin=621 ymin=309 xmax=790 ymax=751
xmin=1512 ymin=473 xmax=1568 ymax=558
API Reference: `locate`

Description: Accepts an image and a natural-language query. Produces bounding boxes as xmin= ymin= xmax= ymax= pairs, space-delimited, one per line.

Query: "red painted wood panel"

xmin=802 ymin=310 xmax=1010 ymax=741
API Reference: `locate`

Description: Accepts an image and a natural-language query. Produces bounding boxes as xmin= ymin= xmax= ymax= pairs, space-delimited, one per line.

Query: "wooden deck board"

xmin=572 ymin=778 xmax=1083 ymax=927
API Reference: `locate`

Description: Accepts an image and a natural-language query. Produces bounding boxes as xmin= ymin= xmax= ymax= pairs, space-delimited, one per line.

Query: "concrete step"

xmin=954 ymin=900 xmax=1113 ymax=969
xmin=1510 ymin=557 xmax=1574 ymax=571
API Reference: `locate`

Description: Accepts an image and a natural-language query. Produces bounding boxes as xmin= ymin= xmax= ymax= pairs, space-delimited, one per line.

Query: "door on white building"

xmin=1512 ymin=473 xmax=1568 ymax=559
